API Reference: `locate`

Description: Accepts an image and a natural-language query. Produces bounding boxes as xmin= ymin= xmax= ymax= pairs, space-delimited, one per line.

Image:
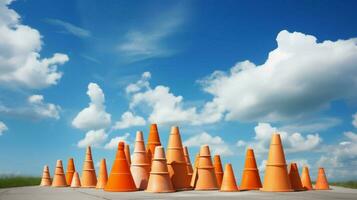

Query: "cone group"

xmin=213 ymin=155 xmax=224 ymax=188
xmin=96 ymin=159 xmax=108 ymax=189
xmin=288 ymin=163 xmax=305 ymax=191
xmin=315 ymin=168 xmax=330 ymax=190
xmin=194 ymin=145 xmax=218 ymax=190
xmin=52 ymin=160 xmax=67 ymax=187
xmin=240 ymin=148 xmax=262 ymax=190
xmin=301 ymin=166 xmax=313 ymax=190
xmin=131 ymin=131 xmax=150 ymax=190
xmin=40 ymin=165 xmax=52 ymax=186
xmin=220 ymin=164 xmax=239 ymax=192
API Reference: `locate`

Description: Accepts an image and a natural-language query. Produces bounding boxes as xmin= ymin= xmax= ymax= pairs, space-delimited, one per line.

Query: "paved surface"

xmin=0 ymin=186 xmax=356 ymax=200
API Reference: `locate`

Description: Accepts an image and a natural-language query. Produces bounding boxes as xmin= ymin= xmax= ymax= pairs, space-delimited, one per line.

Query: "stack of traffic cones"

xmin=194 ymin=145 xmax=218 ymax=190
xmin=146 ymin=146 xmax=175 ymax=193
xmin=146 ymin=124 xmax=162 ymax=166
xmin=213 ymin=155 xmax=224 ymax=188
xmin=240 ymin=148 xmax=262 ymax=190
xmin=125 ymin=144 xmax=131 ymax=166
xmin=131 ymin=131 xmax=150 ymax=190
xmin=183 ymin=146 xmax=193 ymax=181
xmin=220 ymin=164 xmax=239 ymax=192
xmin=261 ymin=133 xmax=292 ymax=192
xmin=315 ymin=168 xmax=330 ymax=190
xmin=288 ymin=163 xmax=305 ymax=191
xmin=52 ymin=160 xmax=67 ymax=187
xmin=66 ymin=158 xmax=76 ymax=186
xmin=104 ymin=142 xmax=137 ymax=192
xmin=166 ymin=126 xmax=191 ymax=190
xmin=301 ymin=166 xmax=313 ymax=190
xmin=40 ymin=165 xmax=52 ymax=186
xmin=81 ymin=146 xmax=97 ymax=188
xmin=96 ymin=159 xmax=108 ymax=189
xmin=190 ymin=153 xmax=200 ymax=187
xmin=70 ymin=172 xmax=81 ymax=188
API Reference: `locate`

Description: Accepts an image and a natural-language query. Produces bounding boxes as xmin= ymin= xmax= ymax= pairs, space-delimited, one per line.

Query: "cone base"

xmin=195 ymin=188 xmax=219 ymax=191
xmin=104 ymin=188 xmax=138 ymax=192
xmin=145 ymin=189 xmax=175 ymax=193
xmin=220 ymin=189 xmax=239 ymax=192
xmin=260 ymin=188 xmax=293 ymax=192
xmin=240 ymin=187 xmax=260 ymax=191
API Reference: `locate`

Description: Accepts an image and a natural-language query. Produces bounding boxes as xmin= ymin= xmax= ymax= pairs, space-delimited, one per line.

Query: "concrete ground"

xmin=0 ymin=186 xmax=356 ymax=200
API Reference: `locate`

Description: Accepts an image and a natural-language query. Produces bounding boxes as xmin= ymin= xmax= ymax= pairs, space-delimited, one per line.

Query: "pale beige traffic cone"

xmin=81 ymin=146 xmax=97 ymax=188
xmin=131 ymin=131 xmax=150 ymax=190
xmin=40 ymin=165 xmax=52 ymax=186
xmin=194 ymin=145 xmax=219 ymax=190
xmin=70 ymin=172 xmax=81 ymax=188
xmin=96 ymin=159 xmax=108 ymax=189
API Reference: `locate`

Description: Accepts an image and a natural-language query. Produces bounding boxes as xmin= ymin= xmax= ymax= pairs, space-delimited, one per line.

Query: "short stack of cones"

xmin=288 ymin=163 xmax=305 ymax=191
xmin=315 ymin=168 xmax=330 ymax=190
xmin=146 ymin=146 xmax=175 ymax=193
xmin=213 ymin=155 xmax=224 ymax=188
xmin=240 ymin=148 xmax=262 ymax=190
xmin=301 ymin=166 xmax=313 ymax=190
xmin=52 ymin=160 xmax=67 ymax=187
xmin=81 ymin=146 xmax=97 ymax=188
xmin=96 ymin=159 xmax=108 ymax=189
xmin=131 ymin=131 xmax=150 ymax=190
xmin=166 ymin=126 xmax=191 ymax=190
xmin=261 ymin=133 xmax=292 ymax=192
xmin=194 ymin=145 xmax=218 ymax=190
xmin=104 ymin=142 xmax=137 ymax=192
xmin=146 ymin=124 xmax=161 ymax=166
xmin=40 ymin=165 xmax=52 ymax=186
xmin=66 ymin=158 xmax=75 ymax=186
xmin=70 ymin=172 xmax=81 ymax=188
xmin=125 ymin=144 xmax=131 ymax=166
xmin=220 ymin=164 xmax=239 ymax=192
xmin=183 ymin=146 xmax=193 ymax=181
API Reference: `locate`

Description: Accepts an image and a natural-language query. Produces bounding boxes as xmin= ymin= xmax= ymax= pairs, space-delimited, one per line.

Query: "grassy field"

xmin=330 ymin=181 xmax=357 ymax=189
xmin=0 ymin=176 xmax=41 ymax=188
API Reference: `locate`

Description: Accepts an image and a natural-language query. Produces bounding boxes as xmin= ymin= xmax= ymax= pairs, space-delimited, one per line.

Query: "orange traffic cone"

xmin=183 ymin=146 xmax=193 ymax=181
xmin=40 ymin=165 xmax=52 ymax=186
xmin=70 ymin=172 xmax=81 ymax=188
xmin=104 ymin=142 xmax=137 ymax=192
xmin=288 ymin=163 xmax=305 ymax=191
xmin=261 ymin=133 xmax=293 ymax=192
xmin=146 ymin=124 xmax=161 ymax=166
xmin=146 ymin=146 xmax=175 ymax=193
xmin=220 ymin=163 xmax=239 ymax=192
xmin=81 ymin=146 xmax=97 ymax=188
xmin=213 ymin=155 xmax=224 ymax=188
xmin=195 ymin=145 xmax=219 ymax=190
xmin=52 ymin=160 xmax=67 ymax=187
xmin=301 ymin=166 xmax=313 ymax=190
xmin=131 ymin=131 xmax=150 ymax=190
xmin=66 ymin=158 xmax=76 ymax=186
xmin=190 ymin=153 xmax=200 ymax=187
xmin=96 ymin=159 xmax=108 ymax=189
xmin=315 ymin=168 xmax=330 ymax=190
xmin=240 ymin=148 xmax=262 ymax=190
xmin=166 ymin=126 xmax=191 ymax=190
xmin=125 ymin=144 xmax=131 ymax=166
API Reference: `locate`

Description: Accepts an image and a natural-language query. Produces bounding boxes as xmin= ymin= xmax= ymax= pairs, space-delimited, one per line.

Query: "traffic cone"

xmin=213 ymin=155 xmax=224 ymax=188
xmin=195 ymin=145 xmax=219 ymax=190
xmin=70 ymin=172 xmax=81 ymax=188
xmin=190 ymin=153 xmax=200 ymax=187
xmin=125 ymin=144 xmax=131 ymax=166
xmin=288 ymin=163 xmax=305 ymax=191
xmin=220 ymin=163 xmax=239 ymax=192
xmin=240 ymin=148 xmax=262 ymax=190
xmin=146 ymin=146 xmax=175 ymax=193
xmin=166 ymin=126 xmax=191 ymax=190
xmin=52 ymin=160 xmax=67 ymax=187
xmin=315 ymin=168 xmax=330 ymax=190
xmin=66 ymin=158 xmax=75 ymax=186
xmin=131 ymin=131 xmax=150 ymax=190
xmin=81 ymin=146 xmax=97 ymax=188
xmin=40 ymin=165 xmax=52 ymax=186
xmin=146 ymin=124 xmax=161 ymax=166
xmin=96 ymin=159 xmax=108 ymax=189
xmin=183 ymin=146 xmax=193 ymax=181
xmin=260 ymin=133 xmax=293 ymax=192
xmin=104 ymin=142 xmax=137 ymax=192
xmin=301 ymin=166 xmax=313 ymax=190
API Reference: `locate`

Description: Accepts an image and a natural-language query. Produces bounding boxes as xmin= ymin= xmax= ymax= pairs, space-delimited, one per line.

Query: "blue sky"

xmin=0 ymin=0 xmax=357 ymax=182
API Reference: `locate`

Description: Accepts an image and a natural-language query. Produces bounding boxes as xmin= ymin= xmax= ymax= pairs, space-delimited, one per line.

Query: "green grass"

xmin=330 ymin=181 xmax=357 ymax=189
xmin=0 ymin=176 xmax=41 ymax=188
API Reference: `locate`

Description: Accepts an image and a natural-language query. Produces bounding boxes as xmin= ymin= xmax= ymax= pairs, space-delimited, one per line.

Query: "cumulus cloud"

xmin=104 ymin=133 xmax=130 ymax=150
xmin=77 ymin=129 xmax=108 ymax=148
xmin=113 ymin=111 xmax=146 ymax=130
xmin=0 ymin=0 xmax=69 ymax=89
xmin=28 ymin=95 xmax=60 ymax=119
xmin=72 ymin=83 xmax=111 ymax=130
xmin=353 ymin=112 xmax=357 ymax=128
xmin=0 ymin=121 xmax=8 ymax=135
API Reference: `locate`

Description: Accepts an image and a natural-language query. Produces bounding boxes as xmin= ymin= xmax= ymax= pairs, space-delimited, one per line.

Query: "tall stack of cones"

xmin=190 ymin=153 xmax=200 ymax=187
xmin=288 ymin=163 xmax=305 ymax=191
xmin=131 ymin=131 xmax=150 ymax=190
xmin=146 ymin=124 xmax=161 ymax=166
xmin=66 ymin=158 xmax=75 ymax=186
xmin=125 ymin=144 xmax=131 ymax=166
xmin=220 ymin=164 xmax=239 ymax=192
xmin=40 ymin=165 xmax=52 ymax=186
xmin=301 ymin=166 xmax=313 ymax=190
xmin=183 ymin=146 xmax=193 ymax=181
xmin=52 ymin=160 xmax=67 ymax=187
xmin=70 ymin=172 xmax=81 ymax=188
xmin=146 ymin=146 xmax=175 ymax=193
xmin=166 ymin=126 xmax=191 ymax=190
xmin=104 ymin=142 xmax=137 ymax=192
xmin=261 ymin=133 xmax=292 ymax=192
xmin=315 ymin=168 xmax=330 ymax=190
xmin=194 ymin=145 xmax=218 ymax=190
xmin=96 ymin=159 xmax=108 ymax=189
xmin=81 ymin=146 xmax=97 ymax=188
xmin=240 ymin=148 xmax=262 ymax=190
xmin=213 ymin=155 xmax=224 ymax=188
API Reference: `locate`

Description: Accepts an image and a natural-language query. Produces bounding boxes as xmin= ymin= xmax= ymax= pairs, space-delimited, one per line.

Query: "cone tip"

xmin=200 ymin=145 xmax=211 ymax=156
xmin=118 ymin=141 xmax=125 ymax=150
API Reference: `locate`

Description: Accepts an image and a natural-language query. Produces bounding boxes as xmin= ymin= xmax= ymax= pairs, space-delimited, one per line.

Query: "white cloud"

xmin=200 ymin=30 xmax=357 ymax=122
xmin=28 ymin=95 xmax=60 ymax=119
xmin=280 ymin=118 xmax=341 ymax=133
xmin=0 ymin=121 xmax=8 ymax=135
xmin=353 ymin=112 xmax=357 ymax=128
xmin=72 ymin=83 xmax=111 ymax=130
xmin=113 ymin=111 xmax=146 ymax=130
xmin=258 ymin=159 xmax=267 ymax=173
xmin=0 ymin=0 xmax=69 ymax=89
xmin=77 ymin=129 xmax=108 ymax=148
xmin=46 ymin=18 xmax=91 ymax=38
xmin=104 ymin=133 xmax=130 ymax=150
